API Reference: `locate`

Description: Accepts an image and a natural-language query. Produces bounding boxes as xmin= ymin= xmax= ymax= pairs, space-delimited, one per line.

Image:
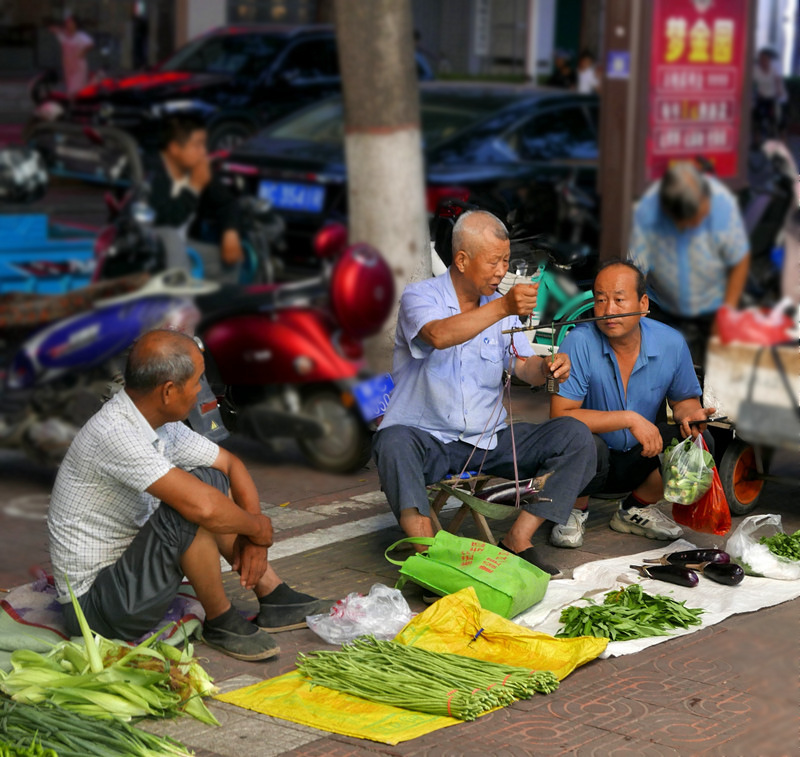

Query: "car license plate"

xmin=353 ymin=372 xmax=395 ymax=422
xmin=258 ymin=180 xmax=325 ymax=212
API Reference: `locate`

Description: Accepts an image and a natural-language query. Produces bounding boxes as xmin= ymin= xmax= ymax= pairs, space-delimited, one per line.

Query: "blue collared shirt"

xmin=379 ymin=270 xmax=534 ymax=449
xmin=557 ymin=319 xmax=702 ymax=451
xmin=628 ymin=176 xmax=749 ymax=317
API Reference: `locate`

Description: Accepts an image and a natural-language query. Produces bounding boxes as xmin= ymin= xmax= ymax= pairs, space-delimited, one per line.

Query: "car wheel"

xmin=297 ymin=388 xmax=372 ymax=473
xmin=719 ymin=439 xmax=772 ymax=515
xmin=208 ymin=121 xmax=254 ymax=152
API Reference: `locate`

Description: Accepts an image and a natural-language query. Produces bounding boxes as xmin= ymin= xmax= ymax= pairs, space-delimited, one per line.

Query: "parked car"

xmin=217 ymin=82 xmax=600 ymax=275
xmin=53 ymin=24 xmax=435 ymax=154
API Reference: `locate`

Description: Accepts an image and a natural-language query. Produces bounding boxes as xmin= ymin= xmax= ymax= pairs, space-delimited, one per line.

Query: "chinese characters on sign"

xmin=646 ymin=0 xmax=748 ymax=181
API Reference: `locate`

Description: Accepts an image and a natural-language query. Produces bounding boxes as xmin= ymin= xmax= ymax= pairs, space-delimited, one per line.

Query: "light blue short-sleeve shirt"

xmin=628 ymin=176 xmax=749 ymax=317
xmin=379 ymin=271 xmax=534 ymax=450
xmin=557 ymin=319 xmax=702 ymax=451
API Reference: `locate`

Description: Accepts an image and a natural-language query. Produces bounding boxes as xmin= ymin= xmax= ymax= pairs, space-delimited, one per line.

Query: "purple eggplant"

xmin=644 ymin=549 xmax=730 ymax=567
xmin=631 ymin=564 xmax=699 ymax=587
xmin=700 ymin=562 xmax=744 ymax=586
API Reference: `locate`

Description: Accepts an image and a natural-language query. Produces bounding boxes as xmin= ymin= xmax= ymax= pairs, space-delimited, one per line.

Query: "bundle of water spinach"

xmin=556 ymin=584 xmax=704 ymax=641
xmin=296 ymin=635 xmax=559 ymax=721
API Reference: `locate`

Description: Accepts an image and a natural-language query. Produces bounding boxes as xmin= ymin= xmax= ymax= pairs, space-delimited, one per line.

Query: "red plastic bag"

xmin=715 ymin=304 xmax=793 ymax=346
xmin=672 ymin=437 xmax=731 ymax=535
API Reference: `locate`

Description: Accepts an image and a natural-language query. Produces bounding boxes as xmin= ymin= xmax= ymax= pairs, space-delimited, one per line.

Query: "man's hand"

xmin=246 ymin=512 xmax=274 ymax=548
xmin=231 ymin=535 xmax=268 ymax=590
xmin=675 ymin=406 xmax=717 ymax=439
xmin=541 ymin=352 xmax=571 ymax=382
xmin=628 ymin=414 xmax=663 ymax=457
xmin=221 ymin=229 xmax=245 ymax=265
xmin=503 ymin=283 xmax=539 ymax=319
xmin=189 ymin=159 xmax=212 ymax=193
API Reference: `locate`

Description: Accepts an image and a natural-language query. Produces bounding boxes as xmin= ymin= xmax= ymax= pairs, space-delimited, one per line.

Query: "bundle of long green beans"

xmin=0 ymin=697 xmax=192 ymax=756
xmin=0 ymin=581 xmax=218 ymax=725
xmin=296 ymin=636 xmax=558 ymax=721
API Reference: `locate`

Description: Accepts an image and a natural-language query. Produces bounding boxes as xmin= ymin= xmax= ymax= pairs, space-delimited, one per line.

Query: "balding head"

xmin=124 ymin=330 xmax=200 ymax=394
xmin=451 ymin=210 xmax=508 ymax=260
xmin=659 ymin=162 xmax=710 ymax=224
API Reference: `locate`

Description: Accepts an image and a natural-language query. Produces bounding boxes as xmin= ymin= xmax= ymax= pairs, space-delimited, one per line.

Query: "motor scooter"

xmin=0 ymin=268 xmax=216 ymax=465
xmin=196 ymin=222 xmax=395 ymax=473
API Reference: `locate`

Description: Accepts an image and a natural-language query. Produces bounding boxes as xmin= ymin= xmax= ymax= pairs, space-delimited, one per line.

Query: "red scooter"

xmin=196 ymin=223 xmax=395 ymax=473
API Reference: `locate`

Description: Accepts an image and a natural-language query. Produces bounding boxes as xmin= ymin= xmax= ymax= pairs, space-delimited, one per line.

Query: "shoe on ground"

xmin=609 ymin=504 xmax=683 ymax=540
xmin=256 ymin=598 xmax=334 ymax=632
xmin=550 ymin=509 xmax=589 ymax=548
xmin=202 ymin=617 xmax=280 ymax=662
xmin=498 ymin=541 xmax=563 ymax=579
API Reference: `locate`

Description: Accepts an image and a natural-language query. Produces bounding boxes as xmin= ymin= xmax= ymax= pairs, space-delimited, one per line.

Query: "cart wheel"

xmin=719 ymin=439 xmax=772 ymax=515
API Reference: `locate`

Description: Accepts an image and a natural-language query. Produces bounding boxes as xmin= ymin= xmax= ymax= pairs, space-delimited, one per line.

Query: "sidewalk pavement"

xmin=124 ymin=387 xmax=798 ymax=757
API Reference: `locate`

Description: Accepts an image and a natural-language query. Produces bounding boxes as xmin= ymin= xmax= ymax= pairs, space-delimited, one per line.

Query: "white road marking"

xmin=2 ymin=494 xmax=50 ymax=521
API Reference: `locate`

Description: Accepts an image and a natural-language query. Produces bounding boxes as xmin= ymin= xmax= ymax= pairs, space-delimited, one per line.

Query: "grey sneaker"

xmin=609 ymin=505 xmax=683 ymax=540
xmin=550 ymin=509 xmax=589 ymax=548
xmin=202 ymin=619 xmax=280 ymax=661
xmin=256 ymin=598 xmax=334 ymax=632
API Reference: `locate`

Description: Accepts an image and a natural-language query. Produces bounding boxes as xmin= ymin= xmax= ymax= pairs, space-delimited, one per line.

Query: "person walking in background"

xmin=547 ymin=50 xmax=576 ymax=89
xmin=49 ymin=13 xmax=94 ymax=97
xmin=131 ymin=1 xmax=150 ymax=70
xmin=627 ymin=161 xmax=750 ymax=370
xmin=576 ymin=50 xmax=600 ymax=94
xmin=752 ymin=47 xmax=786 ymax=142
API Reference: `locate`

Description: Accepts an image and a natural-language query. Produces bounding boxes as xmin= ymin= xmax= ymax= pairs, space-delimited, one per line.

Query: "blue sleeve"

xmin=627 ymin=187 xmax=659 ymax=274
xmin=666 ymin=336 xmax=703 ymax=401
xmin=715 ymin=190 xmax=749 ymax=266
xmin=556 ymin=328 xmax=592 ymax=402
xmin=397 ymin=281 xmax=444 ymax=360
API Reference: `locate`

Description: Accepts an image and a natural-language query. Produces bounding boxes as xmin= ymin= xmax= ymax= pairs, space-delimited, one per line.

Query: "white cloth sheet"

xmin=513 ymin=538 xmax=800 ymax=657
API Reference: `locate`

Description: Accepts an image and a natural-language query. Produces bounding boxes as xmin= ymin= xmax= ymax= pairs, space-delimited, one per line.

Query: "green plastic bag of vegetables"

xmin=662 ymin=435 xmax=715 ymax=505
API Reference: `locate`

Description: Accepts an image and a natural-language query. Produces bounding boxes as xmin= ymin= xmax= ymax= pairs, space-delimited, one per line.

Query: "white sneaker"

xmin=550 ymin=509 xmax=589 ymax=548
xmin=609 ymin=505 xmax=683 ymax=540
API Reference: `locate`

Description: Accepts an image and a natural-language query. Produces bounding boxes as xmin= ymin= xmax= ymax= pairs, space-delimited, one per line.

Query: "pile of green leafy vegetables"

xmin=759 ymin=530 xmax=800 ymax=561
xmin=556 ymin=584 xmax=704 ymax=641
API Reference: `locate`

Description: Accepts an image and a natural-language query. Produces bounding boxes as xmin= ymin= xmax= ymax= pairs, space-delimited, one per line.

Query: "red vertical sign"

xmin=646 ymin=0 xmax=748 ymax=181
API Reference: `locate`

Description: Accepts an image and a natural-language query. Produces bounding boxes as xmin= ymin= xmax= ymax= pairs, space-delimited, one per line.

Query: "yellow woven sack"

xmin=216 ymin=587 xmax=607 ymax=745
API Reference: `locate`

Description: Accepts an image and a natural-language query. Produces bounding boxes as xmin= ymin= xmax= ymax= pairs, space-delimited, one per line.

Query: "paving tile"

xmin=260 ymin=505 xmax=326 ymax=529
xmin=600 ymin=707 xmax=750 ymax=751
xmin=582 ymin=670 xmax=708 ymax=708
xmin=307 ymin=500 xmax=377 ymax=516
xmin=572 ymin=733 xmax=684 ymax=757
xmin=545 ymin=691 xmax=656 ymax=728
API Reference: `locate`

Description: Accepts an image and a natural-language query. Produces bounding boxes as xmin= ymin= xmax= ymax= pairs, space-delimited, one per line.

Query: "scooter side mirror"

xmin=313 ymin=222 xmax=348 ymax=259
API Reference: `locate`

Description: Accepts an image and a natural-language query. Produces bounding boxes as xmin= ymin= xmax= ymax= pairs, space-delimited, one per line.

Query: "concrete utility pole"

xmin=334 ymin=0 xmax=430 ymax=373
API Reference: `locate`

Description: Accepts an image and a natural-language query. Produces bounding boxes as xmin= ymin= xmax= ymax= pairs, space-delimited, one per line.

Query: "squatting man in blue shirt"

xmin=548 ymin=261 xmax=716 ymax=549
xmin=372 ymin=210 xmax=597 ymax=578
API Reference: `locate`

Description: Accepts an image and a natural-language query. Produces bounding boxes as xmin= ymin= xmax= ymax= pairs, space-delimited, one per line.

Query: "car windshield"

xmin=264 ymin=94 xmax=505 ymax=148
xmin=160 ymin=33 xmax=284 ymax=76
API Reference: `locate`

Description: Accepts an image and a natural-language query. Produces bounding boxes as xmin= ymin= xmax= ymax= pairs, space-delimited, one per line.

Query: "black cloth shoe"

xmin=202 ymin=609 xmax=280 ymax=661
xmin=255 ymin=598 xmax=334 ymax=632
xmin=498 ymin=541 xmax=564 ymax=579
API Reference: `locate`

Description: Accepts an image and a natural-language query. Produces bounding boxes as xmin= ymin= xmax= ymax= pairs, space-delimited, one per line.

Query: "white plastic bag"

xmin=306 ymin=583 xmax=414 ymax=645
xmin=726 ymin=514 xmax=800 ymax=580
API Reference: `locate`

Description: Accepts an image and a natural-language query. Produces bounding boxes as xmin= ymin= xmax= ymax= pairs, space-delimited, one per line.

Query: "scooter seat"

xmin=0 ymin=273 xmax=149 ymax=335
xmin=546 ymin=241 xmax=594 ymax=269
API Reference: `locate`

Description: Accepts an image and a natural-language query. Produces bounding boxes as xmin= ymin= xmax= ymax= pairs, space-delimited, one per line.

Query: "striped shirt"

xmin=48 ymin=390 xmax=218 ymax=601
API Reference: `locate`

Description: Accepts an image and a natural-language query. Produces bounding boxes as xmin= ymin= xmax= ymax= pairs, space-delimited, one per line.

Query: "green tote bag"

xmin=385 ymin=531 xmax=550 ymax=619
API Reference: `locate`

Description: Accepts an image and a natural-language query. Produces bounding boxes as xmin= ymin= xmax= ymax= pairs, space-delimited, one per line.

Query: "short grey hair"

xmin=659 ymin=162 xmax=710 ymax=222
xmin=124 ymin=330 xmax=198 ymax=393
xmin=452 ymin=210 xmax=508 ymax=259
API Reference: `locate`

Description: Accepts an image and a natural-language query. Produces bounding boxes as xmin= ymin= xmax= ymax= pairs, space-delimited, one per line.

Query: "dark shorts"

xmin=63 ymin=466 xmax=229 ymax=640
xmin=582 ymin=425 xmax=714 ymax=497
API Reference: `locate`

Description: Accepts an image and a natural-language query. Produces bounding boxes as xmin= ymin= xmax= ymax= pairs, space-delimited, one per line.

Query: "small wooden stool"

xmin=428 ymin=473 xmax=498 ymax=544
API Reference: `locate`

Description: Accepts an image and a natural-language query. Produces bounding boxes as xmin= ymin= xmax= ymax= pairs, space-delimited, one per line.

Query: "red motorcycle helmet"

xmin=329 ymin=242 xmax=395 ymax=339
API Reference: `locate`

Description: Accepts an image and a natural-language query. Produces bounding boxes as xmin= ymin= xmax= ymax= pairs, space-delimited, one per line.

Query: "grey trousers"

xmin=372 ymin=418 xmax=597 ymax=526
xmin=63 ymin=467 xmax=229 ymax=640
